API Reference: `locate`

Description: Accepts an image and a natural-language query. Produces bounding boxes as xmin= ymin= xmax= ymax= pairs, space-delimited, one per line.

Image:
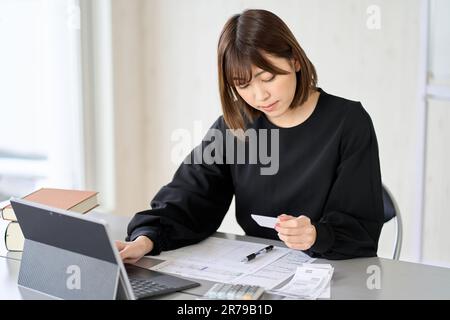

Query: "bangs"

xmin=224 ymin=45 xmax=290 ymax=87
xmin=224 ymin=46 xmax=253 ymax=87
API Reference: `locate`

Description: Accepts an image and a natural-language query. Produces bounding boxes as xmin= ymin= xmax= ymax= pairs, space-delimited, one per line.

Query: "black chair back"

xmin=382 ymin=186 xmax=396 ymax=223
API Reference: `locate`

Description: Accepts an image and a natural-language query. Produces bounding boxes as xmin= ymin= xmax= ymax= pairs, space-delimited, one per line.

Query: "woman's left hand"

xmin=275 ymin=214 xmax=317 ymax=250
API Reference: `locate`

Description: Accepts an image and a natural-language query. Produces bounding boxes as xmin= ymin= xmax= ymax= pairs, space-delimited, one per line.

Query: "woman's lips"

xmin=260 ymin=101 xmax=278 ymax=112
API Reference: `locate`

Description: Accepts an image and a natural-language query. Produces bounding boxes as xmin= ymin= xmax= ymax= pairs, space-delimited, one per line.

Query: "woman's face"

xmin=234 ymin=54 xmax=300 ymax=121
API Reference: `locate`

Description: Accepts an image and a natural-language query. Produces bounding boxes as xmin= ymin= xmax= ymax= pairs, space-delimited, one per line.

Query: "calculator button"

xmin=217 ymin=284 xmax=233 ymax=299
xmin=235 ymin=285 xmax=250 ymax=300
xmin=226 ymin=284 xmax=242 ymax=300
xmin=205 ymin=283 xmax=223 ymax=299
xmin=203 ymin=283 xmax=265 ymax=300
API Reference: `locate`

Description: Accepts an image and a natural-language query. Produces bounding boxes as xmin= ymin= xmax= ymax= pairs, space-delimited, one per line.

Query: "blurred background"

xmin=0 ymin=0 xmax=449 ymax=266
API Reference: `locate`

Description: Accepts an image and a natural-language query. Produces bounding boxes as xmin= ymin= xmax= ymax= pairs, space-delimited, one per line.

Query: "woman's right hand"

xmin=115 ymin=236 xmax=154 ymax=264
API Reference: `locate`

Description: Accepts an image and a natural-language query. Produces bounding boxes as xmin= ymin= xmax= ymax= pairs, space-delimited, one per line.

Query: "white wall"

xmin=106 ymin=0 xmax=446 ymax=264
xmin=423 ymin=99 xmax=450 ymax=267
xmin=110 ymin=0 xmax=147 ymax=216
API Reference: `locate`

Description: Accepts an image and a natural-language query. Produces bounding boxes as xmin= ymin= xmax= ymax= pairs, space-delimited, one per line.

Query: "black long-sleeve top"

xmin=126 ymin=88 xmax=385 ymax=260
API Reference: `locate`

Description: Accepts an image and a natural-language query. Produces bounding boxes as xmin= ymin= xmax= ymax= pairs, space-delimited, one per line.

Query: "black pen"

xmin=241 ymin=245 xmax=274 ymax=262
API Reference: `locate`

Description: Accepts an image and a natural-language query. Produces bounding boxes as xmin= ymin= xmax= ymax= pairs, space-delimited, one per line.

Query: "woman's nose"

xmin=254 ymin=84 xmax=270 ymax=102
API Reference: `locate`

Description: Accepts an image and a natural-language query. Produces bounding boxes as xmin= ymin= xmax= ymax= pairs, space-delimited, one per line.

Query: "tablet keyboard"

xmin=125 ymin=264 xmax=200 ymax=300
xmin=129 ymin=278 xmax=174 ymax=299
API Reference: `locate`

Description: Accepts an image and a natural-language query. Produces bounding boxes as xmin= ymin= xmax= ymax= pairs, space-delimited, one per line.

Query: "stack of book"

xmin=1 ymin=188 xmax=99 ymax=252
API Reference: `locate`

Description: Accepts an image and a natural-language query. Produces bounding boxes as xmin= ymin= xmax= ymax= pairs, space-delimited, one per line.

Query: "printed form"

xmin=149 ymin=237 xmax=315 ymax=287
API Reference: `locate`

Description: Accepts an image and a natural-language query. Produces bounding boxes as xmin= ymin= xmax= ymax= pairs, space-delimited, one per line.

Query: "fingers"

xmin=278 ymin=232 xmax=315 ymax=250
xmin=119 ymin=246 xmax=140 ymax=263
xmin=117 ymin=240 xmax=147 ymax=264
xmin=115 ymin=240 xmax=130 ymax=261
xmin=115 ymin=240 xmax=126 ymax=251
xmin=276 ymin=224 xmax=314 ymax=237
xmin=277 ymin=214 xmax=294 ymax=222
xmin=277 ymin=215 xmax=310 ymax=229
xmin=279 ymin=216 xmax=311 ymax=228
xmin=275 ymin=215 xmax=316 ymax=250
xmin=119 ymin=247 xmax=128 ymax=261
xmin=117 ymin=242 xmax=135 ymax=261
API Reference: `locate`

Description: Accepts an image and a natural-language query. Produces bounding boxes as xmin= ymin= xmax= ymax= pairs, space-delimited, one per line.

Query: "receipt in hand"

xmin=251 ymin=214 xmax=277 ymax=229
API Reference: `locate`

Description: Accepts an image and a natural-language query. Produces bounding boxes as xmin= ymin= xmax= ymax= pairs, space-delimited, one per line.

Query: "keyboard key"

xmin=129 ymin=278 xmax=171 ymax=299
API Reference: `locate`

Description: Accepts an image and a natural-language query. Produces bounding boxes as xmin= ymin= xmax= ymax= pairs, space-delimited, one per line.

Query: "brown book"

xmin=1 ymin=188 xmax=99 ymax=221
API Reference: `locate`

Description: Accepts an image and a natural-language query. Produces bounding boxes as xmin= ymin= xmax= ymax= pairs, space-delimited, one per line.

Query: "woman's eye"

xmin=263 ymin=75 xmax=276 ymax=82
xmin=238 ymin=84 xmax=249 ymax=89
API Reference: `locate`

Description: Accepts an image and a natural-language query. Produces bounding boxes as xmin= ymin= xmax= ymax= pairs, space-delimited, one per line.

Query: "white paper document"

xmin=231 ymin=250 xmax=316 ymax=289
xmin=251 ymin=214 xmax=277 ymax=229
xmin=150 ymin=237 xmax=289 ymax=283
xmin=318 ymin=283 xmax=331 ymax=299
xmin=270 ymin=263 xmax=334 ymax=300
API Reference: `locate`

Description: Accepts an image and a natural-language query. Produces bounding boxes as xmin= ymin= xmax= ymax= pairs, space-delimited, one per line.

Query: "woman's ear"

xmin=290 ymin=58 xmax=300 ymax=72
xmin=293 ymin=59 xmax=301 ymax=72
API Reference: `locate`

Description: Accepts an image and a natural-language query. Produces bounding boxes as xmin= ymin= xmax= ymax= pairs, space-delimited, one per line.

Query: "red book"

xmin=1 ymin=188 xmax=99 ymax=221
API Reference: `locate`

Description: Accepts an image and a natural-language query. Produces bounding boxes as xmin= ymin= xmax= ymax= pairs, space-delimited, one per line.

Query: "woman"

xmin=115 ymin=9 xmax=384 ymax=263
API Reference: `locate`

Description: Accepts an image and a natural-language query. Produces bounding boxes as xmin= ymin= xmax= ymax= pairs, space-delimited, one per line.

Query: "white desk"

xmin=1 ymin=211 xmax=450 ymax=299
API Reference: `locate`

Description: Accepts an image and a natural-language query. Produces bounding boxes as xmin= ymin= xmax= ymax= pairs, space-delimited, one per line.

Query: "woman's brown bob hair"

xmin=218 ymin=9 xmax=317 ymax=131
